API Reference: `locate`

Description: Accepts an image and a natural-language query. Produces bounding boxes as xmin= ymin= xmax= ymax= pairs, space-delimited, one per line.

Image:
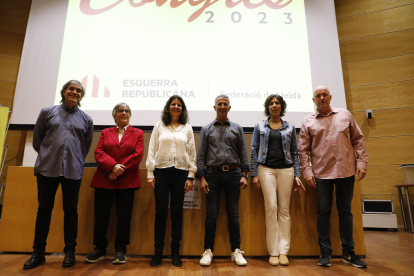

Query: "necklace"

xmin=269 ymin=119 xmax=281 ymax=124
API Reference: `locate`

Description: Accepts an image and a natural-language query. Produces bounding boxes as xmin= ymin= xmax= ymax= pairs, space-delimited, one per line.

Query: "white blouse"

xmin=146 ymin=121 xmax=197 ymax=178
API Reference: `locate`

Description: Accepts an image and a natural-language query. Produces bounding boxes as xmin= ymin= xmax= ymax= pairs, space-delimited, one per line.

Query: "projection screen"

xmin=11 ymin=0 xmax=346 ymax=130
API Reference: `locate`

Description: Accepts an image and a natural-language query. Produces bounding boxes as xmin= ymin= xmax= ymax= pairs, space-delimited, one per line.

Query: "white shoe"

xmin=231 ymin=249 xmax=247 ymax=266
xmin=200 ymin=249 xmax=213 ymax=266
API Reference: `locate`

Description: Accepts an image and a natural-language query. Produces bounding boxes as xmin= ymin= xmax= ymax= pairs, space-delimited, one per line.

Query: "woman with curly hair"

xmin=146 ymin=95 xmax=197 ymax=267
xmin=250 ymin=94 xmax=305 ymax=266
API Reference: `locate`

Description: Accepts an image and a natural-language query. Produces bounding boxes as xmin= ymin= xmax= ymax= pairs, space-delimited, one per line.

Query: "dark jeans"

xmin=153 ymin=167 xmax=187 ymax=253
xmin=93 ymin=188 xmax=136 ymax=253
xmin=204 ymin=168 xmax=241 ymax=252
xmin=316 ymin=175 xmax=355 ymax=253
xmin=33 ymin=174 xmax=82 ymax=254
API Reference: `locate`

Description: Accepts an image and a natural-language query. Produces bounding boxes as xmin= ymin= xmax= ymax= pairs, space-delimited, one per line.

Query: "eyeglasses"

xmin=116 ymin=109 xmax=130 ymax=114
xmin=68 ymin=86 xmax=82 ymax=93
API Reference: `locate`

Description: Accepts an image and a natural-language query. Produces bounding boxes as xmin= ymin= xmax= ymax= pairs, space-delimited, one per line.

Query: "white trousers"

xmin=258 ymin=165 xmax=294 ymax=256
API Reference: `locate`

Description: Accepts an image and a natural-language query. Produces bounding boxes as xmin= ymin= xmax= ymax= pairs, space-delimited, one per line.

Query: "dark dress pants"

xmin=33 ymin=173 xmax=82 ymax=253
xmin=153 ymin=167 xmax=187 ymax=253
xmin=93 ymin=188 xmax=136 ymax=253
xmin=204 ymin=168 xmax=241 ymax=252
xmin=315 ymin=175 xmax=355 ymax=253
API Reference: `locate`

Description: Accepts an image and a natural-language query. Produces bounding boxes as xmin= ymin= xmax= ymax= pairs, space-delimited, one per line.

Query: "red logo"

xmin=82 ymin=75 xmax=111 ymax=97
xmin=80 ymin=0 xmax=292 ymax=22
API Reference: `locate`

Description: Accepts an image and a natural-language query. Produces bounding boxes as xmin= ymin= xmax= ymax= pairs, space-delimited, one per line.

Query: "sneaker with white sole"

xmin=200 ymin=249 xmax=213 ymax=266
xmin=85 ymin=249 xmax=107 ymax=263
xmin=342 ymin=250 xmax=367 ymax=268
xmin=318 ymin=250 xmax=331 ymax=267
xmin=231 ymin=249 xmax=247 ymax=266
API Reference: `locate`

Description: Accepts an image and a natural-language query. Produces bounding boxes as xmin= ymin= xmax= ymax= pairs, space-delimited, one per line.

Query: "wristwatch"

xmin=242 ymin=174 xmax=249 ymax=180
xmin=187 ymin=177 xmax=195 ymax=181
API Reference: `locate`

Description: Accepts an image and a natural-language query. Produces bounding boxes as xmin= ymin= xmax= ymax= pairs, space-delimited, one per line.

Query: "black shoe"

xmin=62 ymin=251 xmax=76 ymax=267
xmin=318 ymin=250 xmax=331 ymax=267
xmin=85 ymin=249 xmax=108 ymax=263
xmin=23 ymin=253 xmax=46 ymax=269
xmin=171 ymin=247 xmax=182 ymax=267
xmin=342 ymin=250 xmax=367 ymax=268
xmin=113 ymin=252 xmax=126 ymax=264
xmin=150 ymin=252 xmax=162 ymax=266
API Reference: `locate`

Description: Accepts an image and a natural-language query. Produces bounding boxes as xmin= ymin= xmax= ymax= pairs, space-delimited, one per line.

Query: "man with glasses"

xmin=24 ymin=80 xmax=94 ymax=269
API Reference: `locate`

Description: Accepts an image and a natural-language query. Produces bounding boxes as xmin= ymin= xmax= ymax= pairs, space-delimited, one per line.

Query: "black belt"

xmin=207 ymin=164 xmax=241 ymax=171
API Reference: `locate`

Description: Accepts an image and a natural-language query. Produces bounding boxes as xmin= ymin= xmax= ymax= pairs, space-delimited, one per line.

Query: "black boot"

xmin=171 ymin=247 xmax=182 ymax=267
xmin=150 ymin=252 xmax=162 ymax=266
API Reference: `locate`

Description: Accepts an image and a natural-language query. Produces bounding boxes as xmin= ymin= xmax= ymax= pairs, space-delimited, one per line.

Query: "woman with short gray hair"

xmin=85 ymin=102 xmax=144 ymax=265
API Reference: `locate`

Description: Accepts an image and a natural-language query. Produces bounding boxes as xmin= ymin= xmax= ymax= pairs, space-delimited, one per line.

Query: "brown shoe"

xmin=269 ymin=256 xmax=279 ymax=266
xmin=279 ymin=254 xmax=289 ymax=266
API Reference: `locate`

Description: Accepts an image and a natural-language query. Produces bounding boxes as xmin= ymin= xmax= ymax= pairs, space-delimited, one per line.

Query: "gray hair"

xmin=112 ymin=102 xmax=132 ymax=122
xmin=60 ymin=80 xmax=85 ymax=107
xmin=215 ymin=94 xmax=230 ymax=105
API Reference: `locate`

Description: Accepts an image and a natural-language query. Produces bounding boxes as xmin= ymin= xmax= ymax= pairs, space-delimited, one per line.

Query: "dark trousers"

xmin=204 ymin=168 xmax=241 ymax=252
xmin=33 ymin=174 xmax=82 ymax=253
xmin=153 ymin=167 xmax=187 ymax=253
xmin=93 ymin=188 xmax=136 ymax=253
xmin=315 ymin=175 xmax=355 ymax=253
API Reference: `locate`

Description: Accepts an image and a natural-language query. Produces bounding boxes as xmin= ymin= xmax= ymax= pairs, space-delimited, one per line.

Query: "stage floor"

xmin=0 ymin=230 xmax=413 ymax=275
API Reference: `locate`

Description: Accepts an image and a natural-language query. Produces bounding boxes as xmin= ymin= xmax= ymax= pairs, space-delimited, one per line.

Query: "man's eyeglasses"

xmin=68 ymin=86 xmax=82 ymax=93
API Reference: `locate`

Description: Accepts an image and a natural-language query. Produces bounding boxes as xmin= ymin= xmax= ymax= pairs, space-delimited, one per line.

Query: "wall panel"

xmin=335 ymin=0 xmax=414 ymax=18
xmin=352 ymin=108 xmax=414 ymax=138
xmin=0 ymin=55 xmax=20 ymax=80
xmin=345 ymin=80 xmax=414 ymax=112
xmin=339 ymin=28 xmax=414 ymax=63
xmin=0 ymin=30 xmax=25 ymax=56
xmin=0 ymin=2 xmax=31 ymax=34
xmin=0 ymin=80 xmax=15 ymax=107
xmin=343 ymin=54 xmax=414 ymax=87
xmin=360 ymin=165 xmax=406 ymax=195
xmin=337 ymin=4 xmax=414 ymax=40
xmin=366 ymin=136 xmax=414 ymax=166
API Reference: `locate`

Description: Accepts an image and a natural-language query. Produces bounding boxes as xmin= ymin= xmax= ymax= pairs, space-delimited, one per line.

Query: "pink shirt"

xmin=298 ymin=107 xmax=368 ymax=179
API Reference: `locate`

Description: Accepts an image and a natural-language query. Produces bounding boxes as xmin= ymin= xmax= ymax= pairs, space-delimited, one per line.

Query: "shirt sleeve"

xmin=33 ymin=109 xmax=47 ymax=153
xmin=146 ymin=122 xmax=160 ymax=178
xmin=84 ymin=117 xmax=94 ymax=159
xmin=186 ymin=124 xmax=197 ymax=178
xmin=196 ymin=127 xmax=208 ymax=178
xmin=94 ymin=131 xmax=117 ymax=174
xmin=298 ymin=119 xmax=314 ymax=179
xmin=346 ymin=110 xmax=368 ymax=170
xmin=250 ymin=123 xmax=260 ymax=177
xmin=238 ymin=125 xmax=250 ymax=172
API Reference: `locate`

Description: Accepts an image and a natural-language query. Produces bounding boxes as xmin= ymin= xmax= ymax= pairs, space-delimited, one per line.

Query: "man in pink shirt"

xmin=299 ymin=85 xmax=368 ymax=268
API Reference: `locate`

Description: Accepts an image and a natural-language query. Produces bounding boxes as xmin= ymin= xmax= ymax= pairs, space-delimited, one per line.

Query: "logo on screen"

xmin=81 ymin=75 xmax=111 ymax=98
xmin=79 ymin=0 xmax=292 ymax=22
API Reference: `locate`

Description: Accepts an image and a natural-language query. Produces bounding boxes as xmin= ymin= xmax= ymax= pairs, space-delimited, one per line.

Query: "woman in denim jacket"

xmin=250 ymin=94 xmax=305 ymax=266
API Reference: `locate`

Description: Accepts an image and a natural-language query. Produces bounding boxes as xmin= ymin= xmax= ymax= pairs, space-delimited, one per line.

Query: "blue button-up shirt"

xmin=250 ymin=118 xmax=300 ymax=177
xmin=33 ymin=103 xmax=94 ymax=180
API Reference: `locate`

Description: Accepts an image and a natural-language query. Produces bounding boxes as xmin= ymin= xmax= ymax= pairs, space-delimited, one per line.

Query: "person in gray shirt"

xmin=197 ymin=94 xmax=249 ymax=266
xmin=24 ymin=80 xmax=93 ymax=270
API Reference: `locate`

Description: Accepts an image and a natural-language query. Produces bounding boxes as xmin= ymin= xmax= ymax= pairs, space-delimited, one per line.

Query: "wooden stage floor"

xmin=0 ymin=230 xmax=413 ymax=275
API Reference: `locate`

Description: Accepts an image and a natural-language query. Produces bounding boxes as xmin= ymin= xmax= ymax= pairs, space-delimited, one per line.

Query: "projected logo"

xmin=81 ymin=75 xmax=111 ymax=98
xmin=79 ymin=0 xmax=292 ymax=22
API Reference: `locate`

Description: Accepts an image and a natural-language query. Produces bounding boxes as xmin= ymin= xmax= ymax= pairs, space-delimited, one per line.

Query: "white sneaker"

xmin=200 ymin=249 xmax=213 ymax=266
xmin=231 ymin=249 xmax=247 ymax=266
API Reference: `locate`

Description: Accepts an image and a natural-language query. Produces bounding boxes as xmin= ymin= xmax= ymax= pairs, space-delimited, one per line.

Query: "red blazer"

xmin=90 ymin=126 xmax=144 ymax=189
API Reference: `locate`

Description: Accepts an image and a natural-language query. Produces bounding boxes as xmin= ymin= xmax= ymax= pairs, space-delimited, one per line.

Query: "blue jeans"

xmin=153 ymin=167 xmax=187 ymax=252
xmin=316 ymin=175 xmax=355 ymax=253
xmin=204 ymin=167 xmax=241 ymax=252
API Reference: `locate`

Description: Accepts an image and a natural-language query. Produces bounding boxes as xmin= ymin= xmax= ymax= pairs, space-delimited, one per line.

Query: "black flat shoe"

xmin=62 ymin=251 xmax=76 ymax=267
xmin=23 ymin=253 xmax=46 ymax=269
xmin=171 ymin=247 xmax=182 ymax=267
xmin=150 ymin=252 xmax=162 ymax=266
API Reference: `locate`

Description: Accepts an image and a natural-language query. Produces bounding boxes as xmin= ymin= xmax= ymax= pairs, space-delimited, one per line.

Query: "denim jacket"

xmin=250 ymin=118 xmax=301 ymax=177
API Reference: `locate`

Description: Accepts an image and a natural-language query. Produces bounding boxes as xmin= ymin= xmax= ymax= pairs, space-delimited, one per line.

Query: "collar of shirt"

xmin=264 ymin=117 xmax=289 ymax=130
xmin=117 ymin=124 xmax=129 ymax=131
xmin=213 ymin=118 xmax=230 ymax=125
xmin=61 ymin=102 xmax=79 ymax=113
xmin=315 ymin=106 xmax=338 ymax=118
